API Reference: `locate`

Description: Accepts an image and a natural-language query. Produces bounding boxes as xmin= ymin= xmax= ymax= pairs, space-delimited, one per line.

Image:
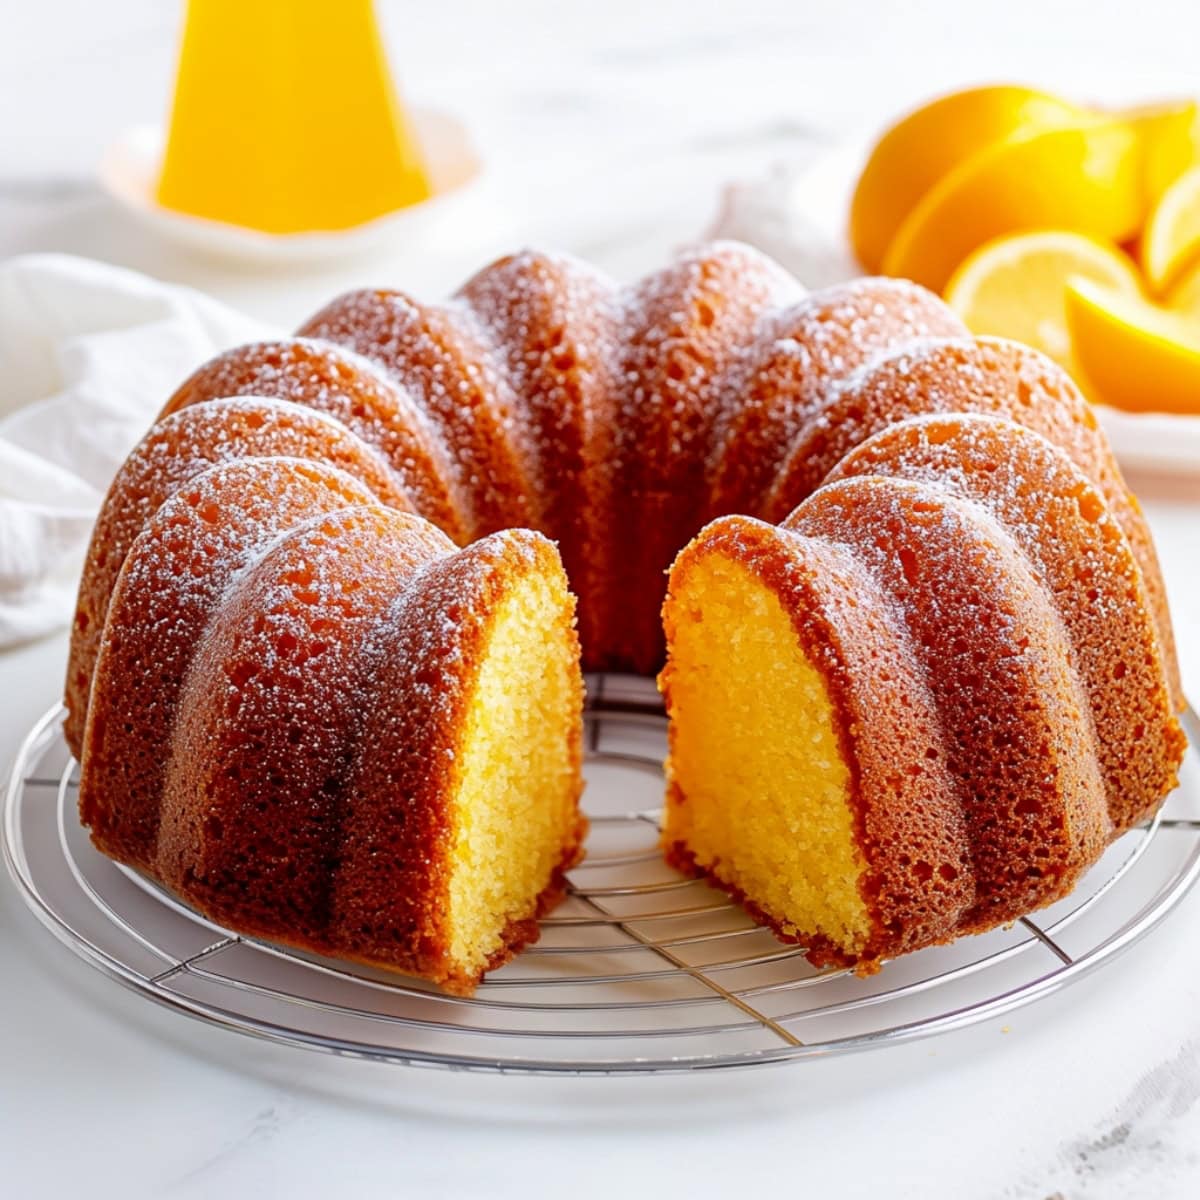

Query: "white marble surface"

xmin=3 ymin=2 xmax=1200 ymax=1197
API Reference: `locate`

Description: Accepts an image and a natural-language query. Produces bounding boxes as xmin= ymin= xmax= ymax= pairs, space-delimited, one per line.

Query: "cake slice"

xmin=151 ymin=506 xmax=584 ymax=994
xmin=660 ymin=514 xmax=974 ymax=968
xmin=661 ymin=475 xmax=1114 ymax=971
xmin=333 ymin=529 xmax=586 ymax=991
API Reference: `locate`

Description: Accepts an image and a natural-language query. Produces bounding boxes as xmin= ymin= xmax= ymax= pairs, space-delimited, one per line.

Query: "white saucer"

xmin=709 ymin=141 xmax=1200 ymax=476
xmin=98 ymin=108 xmax=491 ymax=267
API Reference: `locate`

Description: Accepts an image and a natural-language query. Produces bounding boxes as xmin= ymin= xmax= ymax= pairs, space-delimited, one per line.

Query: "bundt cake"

xmin=66 ymin=241 xmax=1186 ymax=989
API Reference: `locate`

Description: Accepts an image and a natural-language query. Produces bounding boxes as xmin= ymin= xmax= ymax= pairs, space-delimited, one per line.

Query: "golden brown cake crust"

xmin=764 ymin=335 xmax=1181 ymax=709
xmin=826 ymin=414 xmax=1186 ymax=832
xmin=607 ymin=243 xmax=799 ymax=672
xmin=62 ymin=396 xmax=411 ymax=757
xmin=708 ymin=277 xmax=967 ymax=520
xmin=298 ymin=292 xmax=536 ymax=541
xmin=161 ymin=339 xmax=465 ymax=541
xmin=155 ymin=507 xmax=457 ymax=943
xmin=787 ymin=477 xmax=1112 ymax=930
xmin=457 ymin=251 xmax=622 ymax=667
xmin=79 ymin=459 xmax=380 ymax=870
xmin=661 ymin=515 xmax=974 ymax=968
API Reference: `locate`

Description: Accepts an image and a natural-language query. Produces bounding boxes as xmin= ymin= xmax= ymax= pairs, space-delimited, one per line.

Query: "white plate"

xmin=99 ymin=109 xmax=491 ymax=267
xmin=709 ymin=140 xmax=1200 ymax=476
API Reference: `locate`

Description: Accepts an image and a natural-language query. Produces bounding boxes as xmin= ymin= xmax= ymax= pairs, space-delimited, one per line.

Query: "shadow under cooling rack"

xmin=4 ymin=673 xmax=1200 ymax=1075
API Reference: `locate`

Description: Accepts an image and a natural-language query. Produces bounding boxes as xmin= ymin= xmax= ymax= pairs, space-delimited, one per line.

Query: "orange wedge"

xmin=1065 ymin=277 xmax=1200 ymax=415
xmin=882 ymin=118 xmax=1143 ymax=294
xmin=1165 ymin=256 xmax=1200 ymax=317
xmin=1126 ymin=98 xmax=1200 ymax=204
xmin=1141 ymin=164 xmax=1200 ymax=294
xmin=850 ymin=85 xmax=1082 ymax=273
xmin=944 ymin=230 xmax=1142 ymax=371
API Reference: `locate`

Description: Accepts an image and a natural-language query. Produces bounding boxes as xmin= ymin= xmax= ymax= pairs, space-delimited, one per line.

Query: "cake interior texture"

xmin=662 ymin=552 xmax=872 ymax=957
xmin=447 ymin=565 xmax=584 ymax=979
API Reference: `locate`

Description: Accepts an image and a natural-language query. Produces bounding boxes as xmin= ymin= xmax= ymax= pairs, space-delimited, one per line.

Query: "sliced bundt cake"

xmin=67 ymin=243 xmax=1185 ymax=991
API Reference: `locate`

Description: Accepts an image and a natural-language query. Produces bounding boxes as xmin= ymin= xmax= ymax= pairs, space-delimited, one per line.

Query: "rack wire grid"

xmin=5 ymin=674 xmax=1200 ymax=1076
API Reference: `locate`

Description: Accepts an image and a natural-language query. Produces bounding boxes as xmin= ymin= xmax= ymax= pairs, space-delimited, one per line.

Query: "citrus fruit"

xmin=850 ymin=85 xmax=1082 ymax=273
xmin=1141 ymin=163 xmax=1200 ymax=294
xmin=1065 ymin=276 xmax=1200 ymax=415
xmin=882 ymin=118 xmax=1143 ymax=294
xmin=944 ymin=230 xmax=1142 ymax=369
xmin=1165 ymin=256 xmax=1200 ymax=316
xmin=1125 ymin=98 xmax=1200 ymax=204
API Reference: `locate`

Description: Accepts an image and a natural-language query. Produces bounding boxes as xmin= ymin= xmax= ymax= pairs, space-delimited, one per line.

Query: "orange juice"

xmin=157 ymin=0 xmax=432 ymax=232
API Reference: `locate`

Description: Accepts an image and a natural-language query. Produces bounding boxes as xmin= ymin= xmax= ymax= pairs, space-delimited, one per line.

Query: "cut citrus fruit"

xmin=1165 ymin=256 xmax=1200 ymax=317
xmin=1065 ymin=277 xmax=1200 ymax=415
xmin=850 ymin=85 xmax=1082 ymax=273
xmin=1125 ymin=98 xmax=1200 ymax=205
xmin=882 ymin=118 xmax=1143 ymax=294
xmin=944 ymin=231 xmax=1142 ymax=370
xmin=1141 ymin=164 xmax=1200 ymax=294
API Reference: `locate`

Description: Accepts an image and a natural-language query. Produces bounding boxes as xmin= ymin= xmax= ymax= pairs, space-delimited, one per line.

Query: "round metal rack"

xmin=5 ymin=674 xmax=1200 ymax=1075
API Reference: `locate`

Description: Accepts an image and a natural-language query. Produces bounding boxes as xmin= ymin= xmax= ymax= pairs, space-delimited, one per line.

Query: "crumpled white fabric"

xmin=706 ymin=162 xmax=860 ymax=291
xmin=0 ymin=254 xmax=275 ymax=646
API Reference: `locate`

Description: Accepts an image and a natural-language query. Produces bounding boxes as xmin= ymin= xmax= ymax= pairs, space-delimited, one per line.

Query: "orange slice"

xmin=1141 ymin=164 xmax=1200 ymax=294
xmin=1165 ymin=255 xmax=1200 ymax=317
xmin=850 ymin=85 xmax=1082 ymax=273
xmin=882 ymin=118 xmax=1143 ymax=294
xmin=1125 ymin=98 xmax=1200 ymax=205
xmin=944 ymin=230 xmax=1142 ymax=370
xmin=1065 ymin=277 xmax=1200 ymax=415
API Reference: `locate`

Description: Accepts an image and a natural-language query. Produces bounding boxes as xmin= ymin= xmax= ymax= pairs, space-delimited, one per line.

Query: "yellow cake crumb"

xmin=662 ymin=552 xmax=871 ymax=953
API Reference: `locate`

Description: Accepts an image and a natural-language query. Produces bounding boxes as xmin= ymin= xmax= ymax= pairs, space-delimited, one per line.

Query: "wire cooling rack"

xmin=5 ymin=676 xmax=1200 ymax=1075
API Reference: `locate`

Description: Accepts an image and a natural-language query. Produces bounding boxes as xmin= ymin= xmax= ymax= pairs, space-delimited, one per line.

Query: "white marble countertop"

xmin=3 ymin=2 xmax=1200 ymax=1197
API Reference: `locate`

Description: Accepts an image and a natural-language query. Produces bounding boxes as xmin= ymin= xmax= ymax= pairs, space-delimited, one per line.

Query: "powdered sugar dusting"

xmin=823 ymin=411 xmax=1183 ymax=833
xmin=71 ymin=242 xmax=1176 ymax=728
xmin=163 ymin=339 xmax=464 ymax=541
xmin=155 ymin=504 xmax=457 ymax=932
xmin=77 ymin=457 xmax=382 ymax=868
xmin=456 ymin=249 xmax=623 ymax=657
xmin=63 ymin=395 xmax=415 ymax=753
xmin=603 ymin=241 xmax=803 ymax=669
xmin=756 ymin=332 xmax=1179 ymax=705
xmin=68 ymin=240 xmax=1185 ymax=986
xmin=298 ymin=291 xmax=536 ymax=539
xmin=787 ymin=473 xmax=1111 ymax=924
xmin=708 ymin=277 xmax=968 ymax=518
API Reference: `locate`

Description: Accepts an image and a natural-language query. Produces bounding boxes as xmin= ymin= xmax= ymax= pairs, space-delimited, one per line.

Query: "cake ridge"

xmin=456 ymin=248 xmax=624 ymax=657
xmin=159 ymin=337 xmax=463 ymax=537
xmin=62 ymin=399 xmax=412 ymax=758
xmin=298 ymin=288 xmax=538 ymax=540
xmin=78 ymin=457 xmax=384 ymax=870
xmin=155 ymin=504 xmax=458 ymax=941
xmin=785 ymin=474 xmax=1113 ymax=930
xmin=824 ymin=411 xmax=1186 ymax=832
xmin=606 ymin=240 xmax=801 ymax=671
xmin=761 ymin=333 xmax=1181 ymax=711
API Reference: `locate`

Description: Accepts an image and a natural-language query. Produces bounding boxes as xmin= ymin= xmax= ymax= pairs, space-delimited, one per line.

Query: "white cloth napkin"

xmin=0 ymin=254 xmax=275 ymax=647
